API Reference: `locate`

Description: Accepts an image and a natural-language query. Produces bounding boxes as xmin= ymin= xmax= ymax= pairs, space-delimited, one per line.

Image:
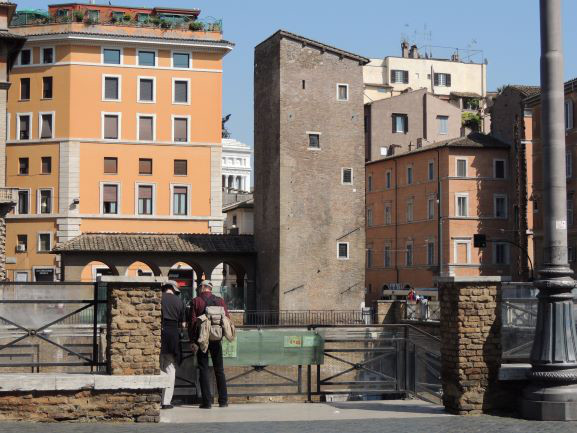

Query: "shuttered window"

xmin=138 ymin=185 xmax=153 ymax=215
xmin=138 ymin=51 xmax=155 ymax=67
xmin=391 ymin=70 xmax=409 ymax=84
xmin=139 ymin=78 xmax=154 ymax=102
xmin=103 ymin=115 xmax=119 ymax=139
xmin=102 ymin=185 xmax=118 ymax=214
xmin=139 ymin=158 xmax=152 ymax=175
xmin=173 ymin=52 xmax=190 ymax=68
xmin=392 ymin=114 xmax=408 ymax=133
xmin=174 ymin=159 xmax=187 ymax=176
xmin=174 ymin=80 xmax=188 ymax=103
xmin=103 ymin=157 xmax=117 ymax=174
xmin=40 ymin=113 xmax=53 ymax=139
xmin=138 ymin=116 xmax=154 ymax=141
xmin=103 ymin=48 xmax=121 ymax=65
xmin=173 ymin=118 xmax=188 ymax=142
xmin=342 ymin=168 xmax=353 ymax=184
xmin=173 ymin=186 xmax=188 ymax=215
xmin=104 ymin=76 xmax=119 ymax=100
xmin=434 ymin=73 xmax=451 ymax=87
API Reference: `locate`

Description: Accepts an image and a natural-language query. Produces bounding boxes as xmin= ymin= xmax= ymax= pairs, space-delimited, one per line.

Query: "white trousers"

xmin=160 ymin=354 xmax=176 ymax=406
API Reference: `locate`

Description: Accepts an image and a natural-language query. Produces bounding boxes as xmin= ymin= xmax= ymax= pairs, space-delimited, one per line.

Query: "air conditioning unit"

xmin=16 ymin=244 xmax=26 ymax=253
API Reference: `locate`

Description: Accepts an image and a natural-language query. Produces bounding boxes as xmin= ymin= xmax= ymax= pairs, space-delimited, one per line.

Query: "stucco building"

xmin=365 ymin=133 xmax=514 ymax=303
xmin=254 ymin=30 xmax=367 ymax=311
xmin=5 ymin=3 xmax=233 ymax=282
xmin=222 ymin=137 xmax=252 ymax=193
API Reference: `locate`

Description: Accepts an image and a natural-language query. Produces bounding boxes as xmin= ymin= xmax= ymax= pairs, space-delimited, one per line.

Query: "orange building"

xmin=365 ymin=133 xmax=515 ymax=303
xmin=4 ymin=3 xmax=233 ymax=281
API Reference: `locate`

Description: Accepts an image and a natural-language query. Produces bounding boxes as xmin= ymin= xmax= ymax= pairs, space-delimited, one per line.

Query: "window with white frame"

xmin=337 ymin=242 xmax=349 ymax=260
xmin=434 ymin=72 xmax=451 ymax=87
xmin=428 ymin=196 xmax=435 ymax=220
xmin=172 ymin=52 xmax=190 ymax=68
xmin=138 ymin=115 xmax=154 ymax=141
xmin=138 ymin=77 xmax=155 ymax=103
xmin=437 ymin=115 xmax=449 ymax=135
xmin=173 ymin=79 xmax=189 ymax=104
xmin=427 ymin=240 xmax=435 ymax=266
xmin=41 ymin=47 xmax=54 ymax=64
xmin=103 ymin=48 xmax=121 ymax=65
xmin=102 ymin=113 xmax=120 ymax=140
xmin=367 ymin=208 xmax=373 ymax=226
xmin=17 ymin=190 xmax=29 ymax=214
xmin=172 ymin=185 xmax=188 ymax=216
xmin=428 ymin=161 xmax=434 ymax=181
xmin=172 ymin=117 xmax=189 ymax=142
xmin=406 ymin=198 xmax=414 ymax=223
xmin=391 ymin=69 xmax=409 ymax=84
xmin=494 ymin=242 xmax=510 ymax=265
xmin=494 ymin=159 xmax=506 ymax=179
xmin=19 ymin=49 xmax=31 ymax=66
xmin=494 ymin=194 xmax=507 ymax=218
xmin=456 ymin=193 xmax=469 ymax=217
xmin=393 ymin=113 xmax=408 ymax=133
xmin=342 ymin=168 xmax=353 ymax=185
xmin=39 ymin=113 xmax=54 ymax=139
xmin=337 ymin=84 xmax=348 ymax=101
xmin=17 ymin=114 xmax=31 ymax=140
xmin=385 ymin=170 xmax=392 ymax=189
xmin=103 ymin=75 xmax=120 ymax=101
xmin=384 ymin=243 xmax=392 ymax=268
xmin=568 ymin=199 xmax=574 ymax=227
xmin=406 ymin=165 xmax=413 ymax=185
xmin=565 ymin=99 xmax=574 ymax=130
xmin=406 ymin=241 xmax=413 ymax=266
xmin=37 ymin=233 xmax=51 ymax=252
xmin=137 ymin=184 xmax=153 ymax=215
xmin=38 ymin=189 xmax=52 ymax=214
xmin=454 ymin=239 xmax=471 ymax=264
xmin=384 ymin=203 xmax=392 ymax=225
xmin=456 ymin=158 xmax=467 ymax=177
xmin=567 ymin=151 xmax=573 ymax=178
xmin=102 ymin=184 xmax=119 ymax=214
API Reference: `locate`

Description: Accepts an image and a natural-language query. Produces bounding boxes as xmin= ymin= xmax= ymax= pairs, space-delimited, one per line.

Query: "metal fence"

xmin=405 ymin=301 xmax=440 ymax=322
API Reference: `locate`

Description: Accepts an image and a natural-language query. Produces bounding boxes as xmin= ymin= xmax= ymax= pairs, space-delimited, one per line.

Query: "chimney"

xmin=409 ymin=45 xmax=419 ymax=59
xmin=401 ymin=41 xmax=409 ymax=58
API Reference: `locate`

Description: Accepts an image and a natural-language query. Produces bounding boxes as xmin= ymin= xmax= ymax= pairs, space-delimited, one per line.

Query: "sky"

xmin=14 ymin=0 xmax=577 ymax=147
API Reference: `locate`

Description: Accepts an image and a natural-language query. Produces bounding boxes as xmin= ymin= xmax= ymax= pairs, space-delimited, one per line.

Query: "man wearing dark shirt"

xmin=161 ymin=281 xmax=185 ymax=409
xmin=189 ymin=280 xmax=229 ymax=409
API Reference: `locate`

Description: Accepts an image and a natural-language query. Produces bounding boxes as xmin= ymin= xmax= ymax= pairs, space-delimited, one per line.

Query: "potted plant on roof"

xmin=123 ymin=13 xmax=131 ymax=22
xmin=189 ymin=21 xmax=204 ymax=31
xmin=73 ymin=10 xmax=84 ymax=23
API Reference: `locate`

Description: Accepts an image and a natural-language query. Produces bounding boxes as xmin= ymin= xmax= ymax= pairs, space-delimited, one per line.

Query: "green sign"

xmin=303 ymin=335 xmax=316 ymax=347
xmin=222 ymin=338 xmax=237 ymax=358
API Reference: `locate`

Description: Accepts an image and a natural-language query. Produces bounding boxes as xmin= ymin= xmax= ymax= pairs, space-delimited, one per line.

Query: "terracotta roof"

xmin=507 ymin=85 xmax=540 ymax=98
xmin=54 ymin=233 xmax=255 ymax=254
xmin=223 ymin=197 xmax=254 ymax=213
xmin=450 ymin=91 xmax=482 ymax=98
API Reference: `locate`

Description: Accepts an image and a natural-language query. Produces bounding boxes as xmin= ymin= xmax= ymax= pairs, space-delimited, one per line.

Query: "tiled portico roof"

xmin=54 ymin=233 xmax=255 ymax=254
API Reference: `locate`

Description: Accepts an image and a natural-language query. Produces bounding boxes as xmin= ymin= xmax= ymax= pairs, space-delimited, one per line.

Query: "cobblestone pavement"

xmin=0 ymin=416 xmax=572 ymax=433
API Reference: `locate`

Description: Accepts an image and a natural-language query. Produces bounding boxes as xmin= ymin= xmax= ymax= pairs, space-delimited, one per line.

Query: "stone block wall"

xmin=107 ymin=282 xmax=162 ymax=375
xmin=439 ymin=277 xmax=502 ymax=415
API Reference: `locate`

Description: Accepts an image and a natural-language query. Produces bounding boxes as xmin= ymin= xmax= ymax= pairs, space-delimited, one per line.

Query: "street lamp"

xmin=521 ymin=0 xmax=577 ymax=421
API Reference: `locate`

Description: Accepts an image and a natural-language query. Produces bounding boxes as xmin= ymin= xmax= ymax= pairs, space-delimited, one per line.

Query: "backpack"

xmin=204 ymin=295 xmax=225 ymax=342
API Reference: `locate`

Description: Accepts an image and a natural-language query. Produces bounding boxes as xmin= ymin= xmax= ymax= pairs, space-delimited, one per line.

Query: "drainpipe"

xmin=394 ymin=158 xmax=399 ymax=285
xmin=436 ymin=148 xmax=442 ymax=276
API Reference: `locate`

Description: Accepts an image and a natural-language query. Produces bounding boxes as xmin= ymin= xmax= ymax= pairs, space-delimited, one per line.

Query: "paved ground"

xmin=0 ymin=401 xmax=574 ymax=433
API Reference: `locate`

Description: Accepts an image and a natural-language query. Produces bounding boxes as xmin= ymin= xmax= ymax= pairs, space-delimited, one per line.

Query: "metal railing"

xmin=244 ymin=310 xmax=374 ymax=326
xmin=405 ymin=301 xmax=440 ymax=322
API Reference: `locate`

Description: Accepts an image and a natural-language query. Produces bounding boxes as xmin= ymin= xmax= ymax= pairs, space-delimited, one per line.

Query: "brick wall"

xmin=439 ymin=277 xmax=502 ymax=415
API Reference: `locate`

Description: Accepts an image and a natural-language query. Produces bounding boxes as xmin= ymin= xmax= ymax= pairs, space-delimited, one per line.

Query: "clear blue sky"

xmin=14 ymin=0 xmax=577 ymax=146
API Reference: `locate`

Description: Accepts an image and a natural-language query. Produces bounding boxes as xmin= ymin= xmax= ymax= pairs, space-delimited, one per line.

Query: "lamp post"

xmin=521 ymin=0 xmax=577 ymax=421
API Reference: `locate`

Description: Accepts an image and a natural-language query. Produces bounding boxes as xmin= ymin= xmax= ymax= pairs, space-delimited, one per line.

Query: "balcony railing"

xmin=405 ymin=301 xmax=440 ymax=322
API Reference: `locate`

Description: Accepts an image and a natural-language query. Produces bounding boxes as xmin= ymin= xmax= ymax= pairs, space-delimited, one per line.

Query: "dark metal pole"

xmin=522 ymin=0 xmax=577 ymax=421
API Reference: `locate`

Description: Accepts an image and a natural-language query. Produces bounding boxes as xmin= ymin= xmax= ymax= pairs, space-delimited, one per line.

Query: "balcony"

xmin=0 ymin=188 xmax=17 ymax=205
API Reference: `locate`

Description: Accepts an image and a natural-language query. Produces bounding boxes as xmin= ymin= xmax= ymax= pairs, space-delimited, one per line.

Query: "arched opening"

xmin=80 ymin=260 xmax=118 ymax=282
xmin=235 ymin=176 xmax=242 ymax=190
xmin=125 ymin=261 xmax=160 ymax=277
xmin=227 ymin=175 xmax=234 ymax=189
xmin=167 ymin=261 xmax=204 ymax=305
xmin=222 ymin=175 xmax=226 ymax=189
xmin=207 ymin=261 xmax=247 ymax=310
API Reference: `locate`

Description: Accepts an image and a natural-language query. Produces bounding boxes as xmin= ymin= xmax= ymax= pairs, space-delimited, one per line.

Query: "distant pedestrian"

xmin=407 ymin=287 xmax=416 ymax=302
xmin=160 ymin=281 xmax=186 ymax=410
xmin=189 ymin=280 xmax=230 ymax=409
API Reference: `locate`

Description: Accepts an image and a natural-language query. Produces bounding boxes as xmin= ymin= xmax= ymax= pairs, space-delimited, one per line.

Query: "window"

xmin=138 ymin=115 xmax=154 ymax=141
xmin=456 ymin=193 xmax=469 ymax=217
xmin=41 ymin=47 xmax=54 ymax=64
xmin=103 ymin=76 xmax=120 ymax=101
xmin=367 ymin=208 xmax=373 ymax=226
xmin=437 ymin=116 xmax=448 ymax=135
xmin=173 ymin=186 xmax=188 ymax=216
xmin=102 ymin=184 xmax=118 ymax=214
xmin=568 ymin=199 xmax=574 ymax=227
xmin=104 ymin=157 xmax=117 ymax=174
xmin=406 ymin=165 xmax=413 ymax=185
xmin=384 ymin=203 xmax=392 ymax=225
xmin=367 ymin=175 xmax=373 ymax=192
xmin=565 ymin=100 xmax=574 ymax=131
xmin=428 ymin=161 xmax=434 ymax=181
xmin=427 ymin=241 xmax=435 ymax=266
xmin=138 ymin=78 xmax=155 ymax=102
xmin=41 ymin=156 xmax=51 ymax=174
xmin=139 ymin=158 xmax=152 ymax=175
xmin=391 ymin=69 xmax=409 ymax=84
xmin=103 ymin=114 xmax=120 ymax=140
xmin=406 ymin=242 xmax=413 ymax=266
xmin=392 ymin=114 xmax=408 ymax=133
xmin=342 ymin=168 xmax=353 ymax=185
xmin=172 ymin=52 xmax=190 ymax=68
xmin=42 ymin=77 xmax=53 ymax=99
xmin=103 ymin=48 xmax=121 ymax=65
xmin=173 ymin=79 xmax=189 ymax=104
xmin=174 ymin=159 xmax=187 ymax=176
xmin=434 ymin=73 xmax=451 ymax=87
xmin=138 ymin=50 xmax=156 ymax=67
xmin=406 ymin=199 xmax=414 ymax=223
xmin=18 ymin=157 xmax=29 ymax=175
xmin=137 ymin=13 xmax=149 ymax=23
xmin=366 ymin=248 xmax=373 ymax=268
xmin=37 ymin=233 xmax=51 ymax=252
xmin=20 ymin=78 xmax=30 ymax=100
xmin=494 ymin=242 xmax=509 ymax=265
xmin=34 ymin=268 xmax=54 ymax=282
xmin=17 ymin=190 xmax=29 ymax=214
xmin=380 ymin=146 xmax=389 ymax=156
xmin=137 ymin=185 xmax=153 ymax=215
xmin=337 ymin=242 xmax=349 ymax=260
xmin=19 ymin=49 xmax=31 ymax=66
xmin=494 ymin=194 xmax=507 ymax=218
xmin=454 ymin=239 xmax=471 ymax=264
xmin=456 ymin=158 xmax=467 ymax=177
xmin=568 ymin=151 xmax=573 ymax=178
xmin=308 ymin=133 xmax=320 ymax=149
xmin=494 ymin=159 xmax=506 ymax=179
xmin=384 ymin=243 xmax=392 ymax=268
xmin=39 ymin=113 xmax=54 ymax=139
xmin=173 ymin=117 xmax=188 ymax=142
xmin=17 ymin=235 xmax=27 ymax=252
xmin=38 ymin=189 xmax=52 ymax=214
xmin=428 ymin=196 xmax=435 ymax=220
xmin=337 ymin=84 xmax=348 ymax=101
xmin=87 ymin=9 xmax=99 ymax=20
xmin=111 ymin=11 xmax=124 ymax=21
xmin=385 ymin=170 xmax=392 ymax=189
